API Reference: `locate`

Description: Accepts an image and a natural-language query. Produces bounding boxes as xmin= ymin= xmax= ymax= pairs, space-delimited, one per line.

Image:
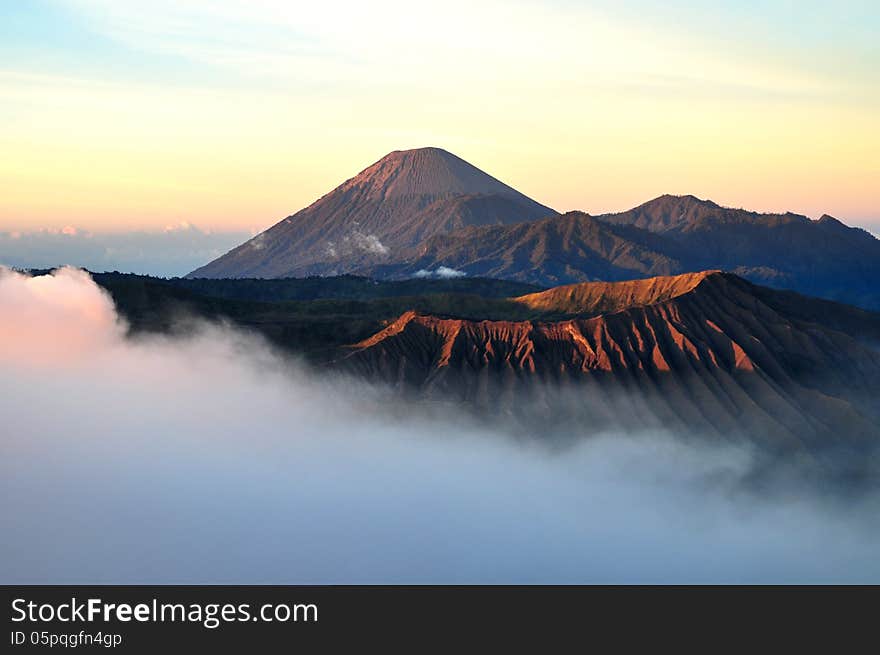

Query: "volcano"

xmin=338 ymin=271 xmax=880 ymax=450
xmin=189 ymin=147 xmax=555 ymax=279
xmin=189 ymin=150 xmax=880 ymax=310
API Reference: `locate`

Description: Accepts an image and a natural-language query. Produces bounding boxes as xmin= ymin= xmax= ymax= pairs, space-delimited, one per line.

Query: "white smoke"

xmin=248 ymin=232 xmax=268 ymax=251
xmin=324 ymin=229 xmax=389 ymax=259
xmin=1 ymin=267 xmax=878 ymax=583
xmin=414 ymin=266 xmax=467 ymax=279
xmin=349 ymin=230 xmax=389 ymax=255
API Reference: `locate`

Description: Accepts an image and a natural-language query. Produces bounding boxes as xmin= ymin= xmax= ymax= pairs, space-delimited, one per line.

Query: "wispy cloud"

xmin=414 ymin=266 xmax=466 ymax=279
xmin=60 ymin=0 xmax=838 ymax=96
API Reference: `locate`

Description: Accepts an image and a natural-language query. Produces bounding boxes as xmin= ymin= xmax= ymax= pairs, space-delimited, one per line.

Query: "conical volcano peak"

xmin=188 ymin=147 xmax=555 ymax=279
xmin=383 ymin=146 xmax=454 ymax=159
xmin=341 ymin=147 xmax=534 ymax=200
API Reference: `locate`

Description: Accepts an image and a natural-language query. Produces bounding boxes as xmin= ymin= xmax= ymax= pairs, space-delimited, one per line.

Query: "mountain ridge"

xmin=188 ymin=148 xmax=880 ymax=310
xmin=338 ymin=271 xmax=880 ymax=450
xmin=511 ymin=270 xmax=719 ymax=316
xmin=366 ymin=197 xmax=880 ymax=309
xmin=363 ymin=210 xmax=682 ymax=285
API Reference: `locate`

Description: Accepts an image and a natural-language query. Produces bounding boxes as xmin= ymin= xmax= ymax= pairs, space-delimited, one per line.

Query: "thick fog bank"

xmin=1 ymin=268 xmax=878 ymax=583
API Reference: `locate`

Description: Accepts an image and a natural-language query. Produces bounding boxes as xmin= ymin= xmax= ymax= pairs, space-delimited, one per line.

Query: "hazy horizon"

xmin=3 ymin=182 xmax=878 ymax=277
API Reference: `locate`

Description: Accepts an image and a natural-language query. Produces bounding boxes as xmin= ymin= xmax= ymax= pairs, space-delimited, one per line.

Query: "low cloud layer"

xmin=0 ymin=225 xmax=251 ymax=277
xmin=414 ymin=266 xmax=467 ymax=279
xmin=1 ymin=267 xmax=878 ymax=583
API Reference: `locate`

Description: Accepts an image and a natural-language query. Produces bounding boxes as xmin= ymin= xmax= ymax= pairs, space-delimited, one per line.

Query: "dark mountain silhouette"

xmin=363 ymin=211 xmax=680 ymax=285
xmin=363 ymin=195 xmax=880 ymax=309
xmin=189 ymin=147 xmax=555 ymax=279
xmin=593 ymin=195 xmax=880 ymax=308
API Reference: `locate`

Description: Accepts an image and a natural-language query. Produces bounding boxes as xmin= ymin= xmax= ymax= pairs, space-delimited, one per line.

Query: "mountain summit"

xmin=341 ymin=147 xmax=539 ymax=199
xmin=189 ymin=147 xmax=555 ymax=279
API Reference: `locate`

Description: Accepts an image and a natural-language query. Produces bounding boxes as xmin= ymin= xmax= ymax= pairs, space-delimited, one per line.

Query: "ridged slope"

xmin=339 ymin=272 xmax=880 ymax=449
xmin=512 ymin=271 xmax=717 ymax=316
xmin=367 ymin=211 xmax=680 ymax=285
xmin=189 ymin=148 xmax=555 ymax=279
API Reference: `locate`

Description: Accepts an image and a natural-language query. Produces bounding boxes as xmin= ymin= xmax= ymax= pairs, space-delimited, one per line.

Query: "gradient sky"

xmin=1 ymin=1 xmax=878 ymax=234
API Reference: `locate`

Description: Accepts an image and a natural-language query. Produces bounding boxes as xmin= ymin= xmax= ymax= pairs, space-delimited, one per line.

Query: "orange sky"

xmin=1 ymin=1 xmax=878 ymax=234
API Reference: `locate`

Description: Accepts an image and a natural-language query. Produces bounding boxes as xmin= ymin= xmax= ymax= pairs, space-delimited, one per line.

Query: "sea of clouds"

xmin=1 ymin=267 xmax=878 ymax=583
xmin=0 ymin=225 xmax=251 ymax=277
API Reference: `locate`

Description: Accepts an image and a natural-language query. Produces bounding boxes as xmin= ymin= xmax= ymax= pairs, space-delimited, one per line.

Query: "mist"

xmin=0 ymin=225 xmax=251 ymax=277
xmin=1 ymin=267 xmax=878 ymax=583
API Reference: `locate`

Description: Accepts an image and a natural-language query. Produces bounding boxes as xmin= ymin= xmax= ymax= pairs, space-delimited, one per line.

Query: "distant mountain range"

xmin=190 ymin=147 xmax=880 ymax=310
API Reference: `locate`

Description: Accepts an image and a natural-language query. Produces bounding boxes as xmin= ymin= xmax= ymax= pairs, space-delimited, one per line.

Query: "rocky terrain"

xmin=339 ymin=271 xmax=880 ymax=454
